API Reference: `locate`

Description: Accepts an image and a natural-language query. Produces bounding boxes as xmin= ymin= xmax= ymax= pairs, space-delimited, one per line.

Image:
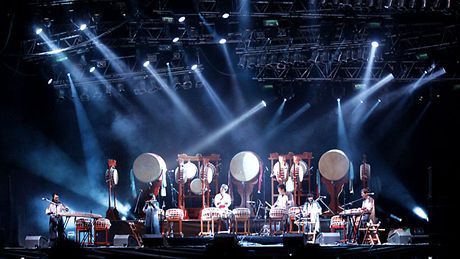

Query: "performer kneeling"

xmin=301 ymin=193 xmax=322 ymax=235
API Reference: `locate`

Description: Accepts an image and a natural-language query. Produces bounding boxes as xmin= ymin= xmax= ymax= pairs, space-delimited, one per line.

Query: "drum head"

xmin=199 ymin=163 xmax=215 ymax=183
xmin=230 ymin=151 xmax=260 ymax=182
xmin=113 ymin=169 xmax=119 ymax=185
xmin=183 ymin=161 xmax=198 ymax=179
xmin=290 ymin=160 xmax=307 ymax=182
xmin=190 ymin=178 xmax=204 ymax=195
xmin=174 ymin=166 xmax=187 ymax=184
xmin=318 ymin=149 xmax=349 ymax=181
xmin=133 ymin=153 xmax=167 ymax=183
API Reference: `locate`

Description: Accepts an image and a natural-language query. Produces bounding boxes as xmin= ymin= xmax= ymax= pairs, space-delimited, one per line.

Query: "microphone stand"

xmin=316 ymin=197 xmax=335 ymax=216
xmin=134 ymin=189 xmax=143 ymax=216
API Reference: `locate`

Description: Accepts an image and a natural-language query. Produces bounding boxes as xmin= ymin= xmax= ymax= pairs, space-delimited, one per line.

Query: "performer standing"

xmin=45 ymin=193 xmax=69 ymax=246
xmin=359 ymin=154 xmax=371 ymax=189
xmin=301 ymin=193 xmax=322 ymax=234
xmin=143 ymin=193 xmax=161 ymax=234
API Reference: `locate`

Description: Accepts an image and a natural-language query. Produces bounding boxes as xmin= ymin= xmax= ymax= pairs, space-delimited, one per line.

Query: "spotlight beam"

xmin=145 ymin=65 xmax=201 ymax=129
xmin=187 ymin=101 xmax=267 ymax=153
xmin=263 ymin=102 xmax=311 ymax=141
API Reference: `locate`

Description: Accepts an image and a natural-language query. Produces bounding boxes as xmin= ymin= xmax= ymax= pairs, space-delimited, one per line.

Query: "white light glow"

xmin=219 ymin=38 xmax=227 ymax=44
xmin=191 ymin=64 xmax=198 ymax=70
xmin=222 ymin=13 xmax=230 ymax=19
xmin=89 ymin=66 xmax=95 ymax=73
xmin=143 ymin=61 xmax=150 ymax=67
xmin=79 ymin=24 xmax=87 ymax=31
xmin=178 ymin=16 xmax=186 ymax=23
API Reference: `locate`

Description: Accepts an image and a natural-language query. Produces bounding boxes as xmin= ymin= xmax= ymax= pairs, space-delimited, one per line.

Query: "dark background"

xmin=1 ymin=0 xmax=457 ymax=247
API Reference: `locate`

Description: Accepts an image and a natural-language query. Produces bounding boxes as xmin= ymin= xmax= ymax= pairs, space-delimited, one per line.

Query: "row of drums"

xmin=132 ymin=152 xmax=264 ymax=194
xmin=132 ymin=149 xmax=351 ymax=193
xmin=162 ymin=207 xmax=306 ymax=221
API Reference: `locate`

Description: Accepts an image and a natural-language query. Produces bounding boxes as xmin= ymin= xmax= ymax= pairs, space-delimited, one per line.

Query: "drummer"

xmin=273 ymin=183 xmax=294 ymax=209
xmin=214 ymin=184 xmax=232 ymax=231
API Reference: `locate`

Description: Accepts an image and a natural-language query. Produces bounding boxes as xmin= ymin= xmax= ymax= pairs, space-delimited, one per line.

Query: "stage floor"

xmin=0 ymin=235 xmax=446 ymax=259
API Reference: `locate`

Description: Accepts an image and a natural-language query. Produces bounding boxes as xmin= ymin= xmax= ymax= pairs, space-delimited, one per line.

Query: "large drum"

xmin=190 ymin=178 xmax=206 ymax=195
xmin=290 ymin=160 xmax=307 ymax=182
xmin=230 ymin=151 xmax=260 ymax=182
xmin=269 ymin=208 xmax=287 ymax=220
xmin=199 ymin=163 xmax=215 ymax=183
xmin=288 ymin=206 xmax=302 ymax=221
xmin=166 ymin=208 xmax=184 ymax=220
xmin=232 ymin=208 xmax=250 ymax=220
xmin=201 ymin=207 xmax=222 ymax=220
xmin=175 ymin=161 xmax=198 ymax=184
xmin=133 ymin=153 xmax=167 ymax=183
xmin=318 ymin=149 xmax=350 ymax=181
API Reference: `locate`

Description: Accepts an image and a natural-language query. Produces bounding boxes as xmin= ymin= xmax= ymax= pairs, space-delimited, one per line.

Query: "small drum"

xmin=219 ymin=208 xmax=232 ymax=219
xmin=76 ymin=218 xmax=92 ymax=229
xmin=133 ymin=153 xmax=168 ymax=183
xmin=290 ymin=160 xmax=307 ymax=182
xmin=330 ymin=215 xmax=346 ymax=229
xmin=183 ymin=161 xmax=198 ymax=179
xmin=165 ymin=208 xmax=184 ymax=220
xmin=269 ymin=208 xmax=287 ymax=220
xmin=201 ymin=207 xmax=222 ymax=220
xmin=94 ymin=218 xmax=111 ymax=229
xmin=288 ymin=206 xmax=302 ymax=221
xmin=174 ymin=166 xmax=187 ymax=184
xmin=190 ymin=178 xmax=206 ymax=195
xmin=232 ymin=208 xmax=250 ymax=220
xmin=199 ymin=163 xmax=215 ymax=183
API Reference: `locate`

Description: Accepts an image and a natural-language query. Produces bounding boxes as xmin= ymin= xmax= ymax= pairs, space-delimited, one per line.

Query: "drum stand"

xmin=258 ymin=204 xmax=270 ymax=236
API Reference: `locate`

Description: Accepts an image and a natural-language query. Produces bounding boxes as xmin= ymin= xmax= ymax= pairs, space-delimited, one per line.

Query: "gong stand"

xmin=177 ymin=154 xmax=220 ymax=217
xmin=269 ymin=152 xmax=313 ymax=206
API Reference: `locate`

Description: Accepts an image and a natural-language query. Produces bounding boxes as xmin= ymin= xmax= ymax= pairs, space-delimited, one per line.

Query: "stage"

xmin=0 ymin=235 xmax=443 ymax=259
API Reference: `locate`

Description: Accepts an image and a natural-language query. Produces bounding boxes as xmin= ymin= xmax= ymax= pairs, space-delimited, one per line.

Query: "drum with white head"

xmin=183 ymin=161 xmax=198 ymax=179
xmin=174 ymin=166 xmax=187 ymax=184
xmin=273 ymin=161 xmax=289 ymax=182
xmin=190 ymin=178 xmax=206 ymax=195
xmin=199 ymin=163 xmax=215 ymax=183
xmin=230 ymin=151 xmax=260 ymax=182
xmin=290 ymin=160 xmax=307 ymax=182
xmin=133 ymin=153 xmax=167 ymax=183
xmin=318 ymin=149 xmax=350 ymax=181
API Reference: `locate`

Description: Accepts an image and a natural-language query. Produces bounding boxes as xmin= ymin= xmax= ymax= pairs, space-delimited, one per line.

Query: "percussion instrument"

xmin=174 ymin=166 xmax=187 ymax=184
xmin=183 ymin=161 xmax=198 ymax=179
xmin=330 ymin=215 xmax=346 ymax=229
xmin=269 ymin=208 xmax=287 ymax=219
xmin=133 ymin=153 xmax=167 ymax=183
xmin=165 ymin=208 xmax=184 ymax=220
xmin=94 ymin=218 xmax=111 ymax=229
xmin=339 ymin=208 xmax=363 ymax=216
xmin=290 ymin=160 xmax=307 ymax=182
xmin=288 ymin=206 xmax=302 ymax=221
xmin=232 ymin=208 xmax=251 ymax=220
xmin=230 ymin=151 xmax=260 ymax=182
xmin=75 ymin=218 xmax=92 ymax=228
xmin=199 ymin=163 xmax=215 ymax=183
xmin=220 ymin=208 xmax=232 ymax=219
xmin=190 ymin=178 xmax=206 ymax=195
xmin=318 ymin=149 xmax=350 ymax=181
xmin=273 ymin=161 xmax=289 ymax=182
xmin=201 ymin=207 xmax=222 ymax=220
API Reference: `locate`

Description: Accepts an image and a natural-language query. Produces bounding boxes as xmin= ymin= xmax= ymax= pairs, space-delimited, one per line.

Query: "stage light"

xmin=166 ymin=62 xmax=170 ymax=66
xmin=219 ymin=38 xmax=227 ymax=44
xmin=172 ymin=37 xmax=179 ymax=43
xmin=378 ymin=99 xmax=381 ymax=102
xmin=262 ymin=100 xmax=267 ymax=107
xmin=360 ymin=100 xmax=364 ymax=103
xmin=47 ymin=78 xmax=53 ymax=85
xmin=284 ymin=98 xmax=287 ymax=102
xmin=79 ymin=24 xmax=87 ymax=31
xmin=67 ymin=73 xmax=71 ymax=77
xmin=143 ymin=60 xmax=150 ymax=67
xmin=371 ymin=41 xmax=379 ymax=48
xmin=390 ymin=214 xmax=402 ymax=222
xmin=178 ymin=16 xmax=186 ymax=23
xmin=35 ymin=28 xmax=43 ymax=35
xmin=337 ymin=98 xmax=341 ymax=102
xmin=89 ymin=66 xmax=95 ymax=73
xmin=191 ymin=64 xmax=198 ymax=70
xmin=222 ymin=13 xmax=230 ymax=19
xmin=413 ymin=206 xmax=429 ymax=222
